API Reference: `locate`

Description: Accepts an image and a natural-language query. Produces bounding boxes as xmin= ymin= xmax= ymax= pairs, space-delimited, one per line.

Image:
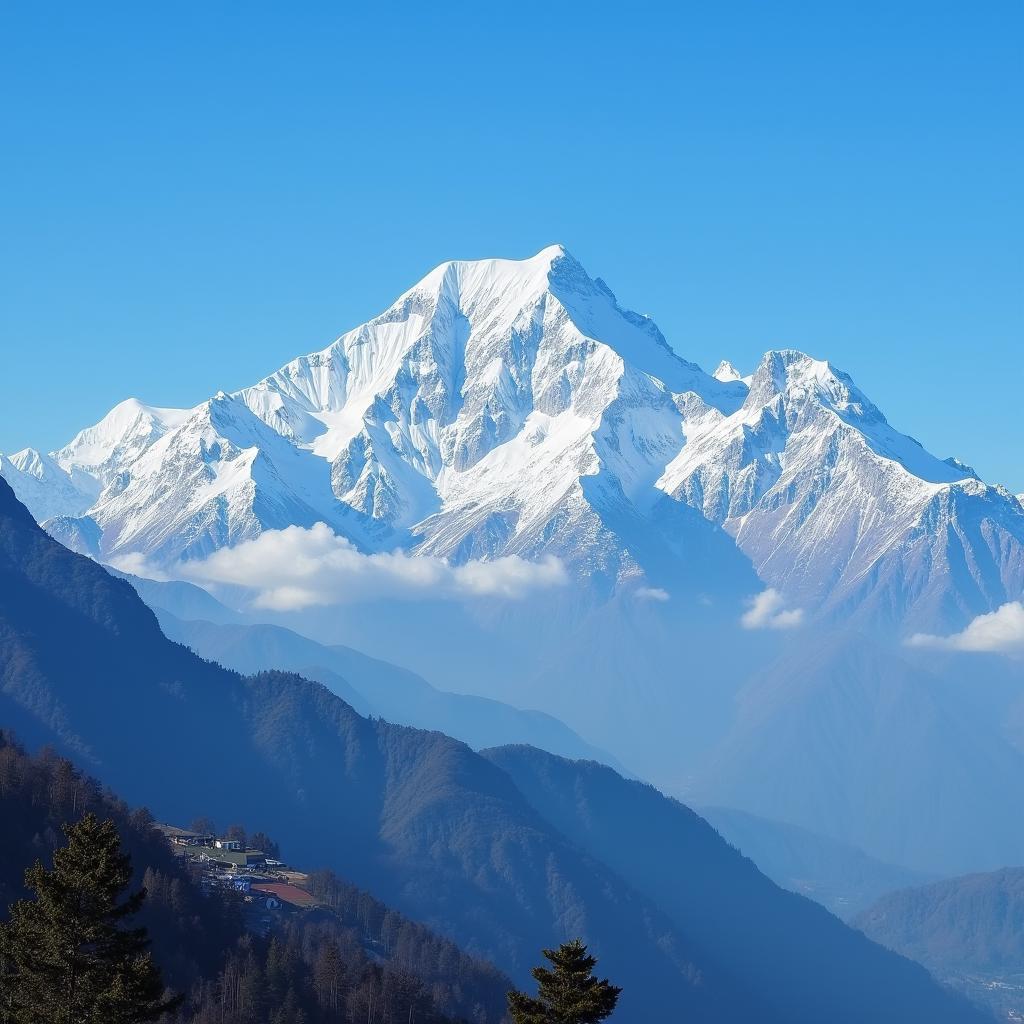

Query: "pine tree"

xmin=507 ymin=938 xmax=621 ymax=1024
xmin=0 ymin=813 xmax=180 ymax=1024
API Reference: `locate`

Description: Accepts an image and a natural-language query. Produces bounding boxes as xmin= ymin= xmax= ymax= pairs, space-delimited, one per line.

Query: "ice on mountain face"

xmin=225 ymin=245 xmax=736 ymax=575
xmin=89 ymin=393 xmax=358 ymax=564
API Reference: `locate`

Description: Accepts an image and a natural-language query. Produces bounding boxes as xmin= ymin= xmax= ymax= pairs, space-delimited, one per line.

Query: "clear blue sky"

xmin=2 ymin=2 xmax=1022 ymax=487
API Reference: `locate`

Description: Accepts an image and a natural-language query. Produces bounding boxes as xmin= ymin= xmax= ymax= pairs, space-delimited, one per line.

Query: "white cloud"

xmin=741 ymin=588 xmax=805 ymax=630
xmin=106 ymin=552 xmax=171 ymax=582
xmin=635 ymin=586 xmax=670 ymax=602
xmin=178 ymin=522 xmax=568 ymax=611
xmin=907 ymin=602 xmax=1024 ymax=656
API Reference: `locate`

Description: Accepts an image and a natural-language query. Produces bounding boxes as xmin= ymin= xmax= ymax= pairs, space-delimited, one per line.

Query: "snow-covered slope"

xmin=85 ymin=392 xmax=363 ymax=563
xmin=7 ymin=247 xmax=748 ymax=587
xmin=658 ymin=350 xmax=1024 ymax=631
xmin=0 ymin=448 xmax=94 ymax=522
xmin=53 ymin=397 xmax=190 ymax=488
xmin=6 ymin=247 xmax=1023 ymax=633
xmin=230 ymin=245 xmax=747 ymax=583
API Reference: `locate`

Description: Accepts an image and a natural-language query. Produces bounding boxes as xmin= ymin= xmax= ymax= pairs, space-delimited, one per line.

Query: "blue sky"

xmin=2 ymin=2 xmax=1022 ymax=487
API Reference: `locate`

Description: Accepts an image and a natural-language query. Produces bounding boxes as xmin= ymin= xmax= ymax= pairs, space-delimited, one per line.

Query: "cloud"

xmin=178 ymin=522 xmax=568 ymax=611
xmin=106 ymin=552 xmax=171 ymax=582
xmin=906 ymin=602 xmax=1024 ymax=656
xmin=634 ymin=586 xmax=670 ymax=602
xmin=741 ymin=588 xmax=804 ymax=630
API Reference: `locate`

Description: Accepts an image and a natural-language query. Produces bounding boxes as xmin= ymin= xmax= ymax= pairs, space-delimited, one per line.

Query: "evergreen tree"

xmin=249 ymin=831 xmax=280 ymax=859
xmin=507 ymin=938 xmax=621 ymax=1024
xmin=188 ymin=816 xmax=216 ymax=838
xmin=0 ymin=813 xmax=180 ymax=1024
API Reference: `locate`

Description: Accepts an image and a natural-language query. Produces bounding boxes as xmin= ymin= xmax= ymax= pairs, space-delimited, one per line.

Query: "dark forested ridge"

xmin=0 ymin=476 xmax=990 ymax=1023
xmin=0 ymin=734 xmax=511 ymax=1023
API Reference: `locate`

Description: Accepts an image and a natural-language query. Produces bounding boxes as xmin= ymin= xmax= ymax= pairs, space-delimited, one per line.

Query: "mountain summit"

xmin=4 ymin=245 xmax=1020 ymax=631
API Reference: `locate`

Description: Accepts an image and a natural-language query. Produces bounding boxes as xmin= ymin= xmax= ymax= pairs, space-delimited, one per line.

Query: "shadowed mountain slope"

xmin=0 ymin=476 xmax=987 ymax=1022
xmin=484 ymin=744 xmax=988 ymax=1024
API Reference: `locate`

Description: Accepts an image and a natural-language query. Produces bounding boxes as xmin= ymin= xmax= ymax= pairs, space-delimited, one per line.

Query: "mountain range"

xmin=5 ymin=245 xmax=1022 ymax=627
xmin=3 ymin=245 xmax=1023 ymax=877
xmin=0 ymin=473 xmax=989 ymax=1022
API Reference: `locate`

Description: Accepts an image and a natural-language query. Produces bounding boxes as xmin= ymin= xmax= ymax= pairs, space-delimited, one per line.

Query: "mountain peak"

xmin=713 ymin=360 xmax=744 ymax=383
xmin=406 ymin=244 xmax=578 ymax=305
xmin=747 ymin=349 xmax=875 ymax=413
xmin=54 ymin=397 xmax=189 ymax=481
xmin=7 ymin=447 xmax=52 ymax=477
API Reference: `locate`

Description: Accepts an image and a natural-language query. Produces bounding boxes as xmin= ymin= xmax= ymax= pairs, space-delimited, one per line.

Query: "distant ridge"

xmin=0 ymin=475 xmax=989 ymax=1023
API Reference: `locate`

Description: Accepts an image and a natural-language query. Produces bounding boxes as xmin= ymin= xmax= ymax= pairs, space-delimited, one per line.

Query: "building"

xmin=198 ymin=846 xmax=267 ymax=869
xmin=156 ymin=823 xmax=268 ymax=870
xmin=251 ymin=882 xmax=317 ymax=909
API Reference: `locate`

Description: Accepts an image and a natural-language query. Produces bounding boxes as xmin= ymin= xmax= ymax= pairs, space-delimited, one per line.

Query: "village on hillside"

xmin=155 ymin=822 xmax=318 ymax=932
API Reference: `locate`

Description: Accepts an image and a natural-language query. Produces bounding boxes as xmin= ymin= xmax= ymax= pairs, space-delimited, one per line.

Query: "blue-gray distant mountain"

xmin=856 ymin=867 xmax=1024 ymax=1019
xmin=154 ymin=610 xmax=626 ymax=767
xmin=0 ymin=476 xmax=988 ymax=1023
xmin=699 ymin=806 xmax=930 ymax=919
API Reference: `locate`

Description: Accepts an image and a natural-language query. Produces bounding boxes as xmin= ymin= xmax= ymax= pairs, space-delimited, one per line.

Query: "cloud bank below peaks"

xmin=741 ymin=588 xmax=804 ymax=630
xmin=907 ymin=601 xmax=1024 ymax=657
xmin=178 ymin=522 xmax=569 ymax=610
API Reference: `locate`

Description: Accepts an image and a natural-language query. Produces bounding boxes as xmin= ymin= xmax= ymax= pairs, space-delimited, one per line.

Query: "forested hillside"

xmin=0 ymin=733 xmax=511 ymax=1023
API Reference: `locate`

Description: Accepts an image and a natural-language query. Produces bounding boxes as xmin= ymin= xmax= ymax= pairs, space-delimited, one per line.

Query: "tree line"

xmin=0 ymin=734 xmax=621 ymax=1023
xmin=0 ymin=734 xmax=509 ymax=1022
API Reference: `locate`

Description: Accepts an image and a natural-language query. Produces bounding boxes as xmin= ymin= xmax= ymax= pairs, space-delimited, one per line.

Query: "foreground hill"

xmin=0 ymin=733 xmax=511 ymax=1023
xmin=0 ymin=476 xmax=987 ymax=1022
xmin=483 ymin=746 xmax=985 ymax=1024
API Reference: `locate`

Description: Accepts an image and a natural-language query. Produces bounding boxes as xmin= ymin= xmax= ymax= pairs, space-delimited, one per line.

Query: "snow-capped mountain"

xmin=5 ymin=244 xmax=1024 ymax=875
xmin=3 ymin=245 xmax=1022 ymax=632
xmin=658 ymin=349 xmax=1024 ymax=631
